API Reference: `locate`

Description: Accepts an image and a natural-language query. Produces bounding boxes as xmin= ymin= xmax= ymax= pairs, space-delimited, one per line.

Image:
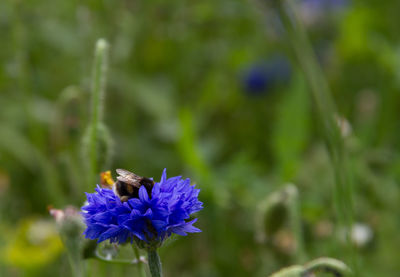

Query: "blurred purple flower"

xmin=242 ymin=56 xmax=291 ymax=96
xmin=81 ymin=169 xmax=203 ymax=249
xmin=302 ymin=0 xmax=348 ymax=9
xmin=300 ymin=0 xmax=349 ymax=25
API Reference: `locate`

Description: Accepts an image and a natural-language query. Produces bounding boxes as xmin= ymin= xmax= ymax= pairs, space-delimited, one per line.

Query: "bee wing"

xmin=116 ymin=168 xmax=137 ymax=177
xmin=116 ymin=169 xmax=141 ymax=187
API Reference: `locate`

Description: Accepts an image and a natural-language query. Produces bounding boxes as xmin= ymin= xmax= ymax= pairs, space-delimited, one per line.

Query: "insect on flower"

xmin=82 ymin=169 xmax=203 ymax=249
xmin=100 ymin=169 xmax=155 ymax=202
xmin=114 ymin=169 xmax=155 ymax=202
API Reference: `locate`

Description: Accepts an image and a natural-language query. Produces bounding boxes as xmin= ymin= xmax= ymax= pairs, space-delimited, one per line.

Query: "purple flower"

xmin=81 ymin=169 xmax=203 ymax=249
xmin=300 ymin=0 xmax=349 ymax=26
xmin=242 ymin=56 xmax=291 ymax=96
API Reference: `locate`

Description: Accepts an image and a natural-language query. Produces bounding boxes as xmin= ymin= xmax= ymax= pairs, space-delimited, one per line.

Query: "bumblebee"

xmin=113 ymin=169 xmax=154 ymax=202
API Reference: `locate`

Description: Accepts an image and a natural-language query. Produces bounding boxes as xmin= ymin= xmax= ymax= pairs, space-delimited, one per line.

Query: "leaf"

xmin=271 ymin=73 xmax=310 ymax=180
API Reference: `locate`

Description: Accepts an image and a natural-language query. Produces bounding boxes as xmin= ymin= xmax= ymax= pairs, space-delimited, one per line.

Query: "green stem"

xmin=269 ymin=265 xmax=304 ymax=277
xmin=147 ymin=250 xmax=163 ymax=277
xmin=269 ymin=257 xmax=351 ymax=277
xmin=272 ymin=0 xmax=356 ymax=272
xmin=132 ymin=244 xmax=147 ymax=277
xmin=285 ymin=185 xmax=306 ymax=263
xmin=88 ymin=38 xmax=109 ymax=185
xmin=255 ymin=185 xmax=306 ymax=262
xmin=63 ymin=237 xmax=85 ymax=277
xmin=304 ymin=257 xmax=352 ymax=276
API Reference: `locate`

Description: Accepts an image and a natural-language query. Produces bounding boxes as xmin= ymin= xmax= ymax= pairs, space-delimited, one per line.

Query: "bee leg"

xmin=120 ymin=196 xmax=129 ymax=202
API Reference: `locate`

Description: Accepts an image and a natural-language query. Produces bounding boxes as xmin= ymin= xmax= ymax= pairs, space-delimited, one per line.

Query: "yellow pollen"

xmin=100 ymin=171 xmax=114 ymax=187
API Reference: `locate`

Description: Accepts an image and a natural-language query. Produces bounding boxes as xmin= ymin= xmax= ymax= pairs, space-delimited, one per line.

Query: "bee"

xmin=114 ymin=169 xmax=154 ymax=202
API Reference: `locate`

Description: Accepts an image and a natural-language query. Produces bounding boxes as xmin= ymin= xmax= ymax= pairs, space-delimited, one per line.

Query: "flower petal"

xmin=81 ymin=169 xmax=203 ymax=245
xmin=139 ymin=186 xmax=149 ymax=202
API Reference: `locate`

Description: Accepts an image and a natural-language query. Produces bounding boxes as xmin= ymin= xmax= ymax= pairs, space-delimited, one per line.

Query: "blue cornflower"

xmin=81 ymin=169 xmax=203 ymax=249
xmin=242 ymin=56 xmax=291 ymax=96
xmin=243 ymin=65 xmax=272 ymax=94
xmin=300 ymin=0 xmax=349 ymax=25
xmin=302 ymin=0 xmax=348 ymax=10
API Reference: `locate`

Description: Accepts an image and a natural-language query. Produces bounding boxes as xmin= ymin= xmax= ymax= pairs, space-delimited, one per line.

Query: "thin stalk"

xmin=285 ymin=185 xmax=306 ymax=263
xmin=304 ymin=257 xmax=352 ymax=276
xmin=147 ymin=250 xmax=163 ymax=277
xmin=88 ymin=38 xmax=109 ymax=185
xmin=272 ymin=0 xmax=356 ymax=272
xmin=255 ymin=184 xmax=306 ymax=262
xmin=94 ymin=250 xmax=138 ymax=266
xmin=269 ymin=257 xmax=351 ymax=277
xmin=12 ymin=0 xmax=42 ymax=146
xmin=64 ymin=239 xmax=85 ymax=277
xmin=132 ymin=244 xmax=147 ymax=277
xmin=269 ymin=265 xmax=304 ymax=277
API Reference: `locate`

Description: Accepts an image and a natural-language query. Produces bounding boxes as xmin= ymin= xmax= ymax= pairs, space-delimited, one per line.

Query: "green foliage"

xmin=272 ymin=74 xmax=310 ymax=181
xmin=1 ymin=0 xmax=400 ymax=276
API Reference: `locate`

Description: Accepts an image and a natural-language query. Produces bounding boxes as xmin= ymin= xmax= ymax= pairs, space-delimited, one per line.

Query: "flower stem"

xmin=303 ymin=257 xmax=352 ymax=276
xmin=132 ymin=244 xmax=147 ymax=277
xmin=147 ymin=250 xmax=163 ymax=277
xmin=65 ymin=239 xmax=85 ymax=277
xmin=269 ymin=257 xmax=351 ymax=277
xmin=270 ymin=0 xmax=357 ymax=274
xmin=84 ymin=38 xmax=109 ymax=188
xmin=285 ymin=185 xmax=306 ymax=263
xmin=275 ymin=0 xmax=353 ymax=228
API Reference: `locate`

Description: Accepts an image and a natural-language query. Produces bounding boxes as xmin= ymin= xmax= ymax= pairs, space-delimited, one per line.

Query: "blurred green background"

xmin=1 ymin=0 xmax=400 ymax=276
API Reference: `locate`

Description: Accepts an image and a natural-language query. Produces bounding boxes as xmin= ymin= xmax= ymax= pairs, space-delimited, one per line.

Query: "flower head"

xmin=300 ymin=0 xmax=348 ymax=26
xmin=81 ymin=169 xmax=203 ymax=249
xmin=242 ymin=56 xmax=291 ymax=96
